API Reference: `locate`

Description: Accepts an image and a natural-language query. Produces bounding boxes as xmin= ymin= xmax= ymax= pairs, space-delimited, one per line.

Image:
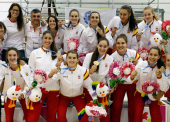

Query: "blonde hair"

xmin=143 ymin=6 xmax=159 ymax=21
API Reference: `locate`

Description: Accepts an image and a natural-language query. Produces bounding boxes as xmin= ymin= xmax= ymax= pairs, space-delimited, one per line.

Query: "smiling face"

xmin=119 ymin=9 xmax=131 ymax=24
xmin=10 ymin=6 xmax=20 ymax=19
xmin=97 ymin=40 xmax=109 ymax=56
xmin=66 ymin=53 xmax=79 ymax=68
xmin=0 ymin=26 xmax=5 ymax=36
xmin=42 ymin=33 xmax=53 ymax=49
xmin=89 ymin=13 xmax=100 ymax=26
xmin=148 ymin=49 xmax=160 ymax=65
xmin=144 ymin=9 xmax=154 ymax=24
xmin=69 ymin=11 xmax=79 ymax=25
xmin=48 ymin=17 xmax=56 ymax=29
xmin=7 ymin=50 xmax=19 ymax=64
xmin=166 ymin=54 xmax=170 ymax=69
xmin=116 ymin=38 xmax=128 ymax=55
xmin=31 ymin=12 xmax=41 ymax=25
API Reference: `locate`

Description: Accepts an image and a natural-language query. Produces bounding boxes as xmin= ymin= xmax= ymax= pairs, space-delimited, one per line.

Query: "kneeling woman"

xmin=130 ymin=47 xmax=168 ymax=122
xmin=82 ymin=37 xmax=114 ymax=122
xmin=48 ymin=50 xmax=96 ymax=122
xmin=0 ymin=47 xmax=29 ymax=121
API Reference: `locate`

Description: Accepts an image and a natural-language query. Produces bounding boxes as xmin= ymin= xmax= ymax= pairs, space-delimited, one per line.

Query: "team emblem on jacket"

xmin=78 ymin=75 xmax=81 ymax=79
xmin=26 ymin=73 xmax=29 ymax=76
xmin=127 ymin=30 xmax=130 ymax=33
xmin=63 ymin=76 xmax=68 ymax=78
xmin=58 ymin=37 xmax=60 ymax=39
xmin=156 ymin=28 xmax=158 ymax=31
xmin=76 ymin=31 xmax=78 ymax=35
xmin=105 ymin=64 xmax=107 ymax=67
xmin=20 ymin=74 xmax=23 ymax=77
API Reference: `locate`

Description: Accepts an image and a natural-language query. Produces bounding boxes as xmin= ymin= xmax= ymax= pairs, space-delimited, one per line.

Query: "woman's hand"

xmin=48 ymin=68 xmax=58 ymax=78
xmin=160 ymin=39 xmax=168 ymax=45
xmin=58 ymin=20 xmax=63 ymax=27
xmin=154 ymin=90 xmax=164 ymax=100
xmin=89 ymin=65 xmax=97 ymax=74
xmin=132 ymin=58 xmax=138 ymax=66
xmin=107 ymin=87 xmax=114 ymax=95
xmin=96 ymin=26 xmax=105 ymax=37
xmin=41 ymin=19 xmax=47 ymax=26
xmin=111 ymin=27 xmax=117 ymax=38
xmin=20 ymin=60 xmax=26 ymax=65
xmin=56 ymin=54 xmax=64 ymax=67
xmin=156 ymin=69 xmax=162 ymax=78
xmin=130 ymin=70 xmax=138 ymax=80
xmin=136 ymin=33 xmax=142 ymax=42
xmin=18 ymin=93 xmax=24 ymax=100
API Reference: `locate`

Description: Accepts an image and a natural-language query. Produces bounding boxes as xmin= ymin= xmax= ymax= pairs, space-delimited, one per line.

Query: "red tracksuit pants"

xmin=134 ymin=91 xmax=162 ymax=122
xmin=164 ymin=87 xmax=170 ymax=100
xmin=4 ymin=98 xmax=27 ymax=122
xmin=84 ymin=88 xmax=110 ymax=122
xmin=110 ymin=84 xmax=136 ymax=122
xmin=57 ymin=94 xmax=88 ymax=122
xmin=26 ymin=91 xmax=60 ymax=122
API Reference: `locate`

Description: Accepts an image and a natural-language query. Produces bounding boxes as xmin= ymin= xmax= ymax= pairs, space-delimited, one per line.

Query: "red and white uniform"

xmin=25 ymin=21 xmax=47 ymax=58
xmin=164 ymin=68 xmax=170 ymax=99
xmin=2 ymin=18 xmax=26 ymax=50
xmin=127 ymin=61 xmax=168 ymax=122
xmin=0 ymin=63 xmax=30 ymax=121
xmin=107 ymin=16 xmax=138 ymax=51
xmin=110 ymin=48 xmax=142 ymax=122
xmin=63 ymin=22 xmax=85 ymax=52
xmin=138 ymin=19 xmax=162 ymax=49
xmin=83 ymin=53 xmax=113 ymax=122
xmin=27 ymin=46 xmax=60 ymax=122
xmin=78 ymin=26 xmax=114 ymax=54
xmin=52 ymin=65 xmax=96 ymax=122
xmin=54 ymin=28 xmax=64 ymax=52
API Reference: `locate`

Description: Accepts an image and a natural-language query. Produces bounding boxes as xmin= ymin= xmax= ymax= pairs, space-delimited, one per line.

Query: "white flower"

xmin=141 ymin=53 xmax=147 ymax=58
xmin=68 ymin=42 xmax=76 ymax=50
xmin=147 ymin=85 xmax=154 ymax=92
xmin=34 ymin=75 xmax=43 ymax=83
xmin=123 ymin=68 xmax=131 ymax=75
xmin=113 ymin=67 xmax=120 ymax=76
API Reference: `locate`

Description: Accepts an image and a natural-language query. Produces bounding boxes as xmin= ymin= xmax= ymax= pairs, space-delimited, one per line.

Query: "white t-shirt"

xmin=2 ymin=18 xmax=25 ymax=50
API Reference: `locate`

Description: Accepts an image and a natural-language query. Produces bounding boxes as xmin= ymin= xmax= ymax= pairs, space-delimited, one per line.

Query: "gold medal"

xmin=160 ymin=66 xmax=165 ymax=72
xmin=94 ymin=61 xmax=99 ymax=66
xmin=130 ymin=57 xmax=135 ymax=62
xmin=57 ymin=52 xmax=61 ymax=57
xmin=56 ymin=67 xmax=61 ymax=72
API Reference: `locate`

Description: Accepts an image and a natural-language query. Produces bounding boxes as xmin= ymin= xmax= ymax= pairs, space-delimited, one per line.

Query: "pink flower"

xmin=108 ymin=62 xmax=122 ymax=79
xmin=89 ymin=106 xmax=107 ymax=118
xmin=142 ymin=80 xmax=160 ymax=94
xmin=137 ymin=47 xmax=149 ymax=61
xmin=33 ymin=69 xmax=48 ymax=84
xmin=67 ymin=37 xmax=79 ymax=51
xmin=121 ymin=62 xmax=135 ymax=78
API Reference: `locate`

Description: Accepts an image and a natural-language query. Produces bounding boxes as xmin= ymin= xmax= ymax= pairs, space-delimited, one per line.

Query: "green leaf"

xmin=93 ymin=99 xmax=105 ymax=109
xmin=110 ymin=79 xmax=116 ymax=88
xmin=161 ymin=30 xmax=169 ymax=40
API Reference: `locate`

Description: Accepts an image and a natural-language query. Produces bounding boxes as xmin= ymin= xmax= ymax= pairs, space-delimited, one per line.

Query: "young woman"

xmin=1 ymin=3 xmax=26 ymax=61
xmin=163 ymin=53 xmax=170 ymax=101
xmin=0 ymin=21 xmax=7 ymax=60
xmin=107 ymin=5 xmax=138 ymax=51
xmin=63 ymin=9 xmax=85 ymax=52
xmin=110 ymin=34 xmax=142 ymax=122
xmin=47 ymin=15 xmax=64 ymax=53
xmin=48 ymin=50 xmax=96 ymax=122
xmin=82 ymin=37 xmax=114 ymax=122
xmin=129 ymin=47 xmax=168 ymax=122
xmin=0 ymin=47 xmax=30 ymax=122
xmin=78 ymin=11 xmax=105 ymax=53
xmin=137 ymin=6 xmax=162 ymax=49
xmin=27 ymin=30 xmax=61 ymax=122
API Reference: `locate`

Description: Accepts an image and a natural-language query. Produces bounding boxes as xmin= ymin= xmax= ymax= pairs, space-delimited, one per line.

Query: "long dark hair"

xmin=89 ymin=37 xmax=109 ymax=72
xmin=120 ymin=5 xmax=137 ymax=32
xmin=6 ymin=47 xmax=20 ymax=65
xmin=47 ymin=15 xmax=59 ymax=31
xmin=89 ymin=11 xmax=105 ymax=39
xmin=42 ymin=30 xmax=58 ymax=60
xmin=149 ymin=46 xmax=165 ymax=69
xmin=68 ymin=9 xmax=80 ymax=27
xmin=7 ymin=3 xmax=24 ymax=31
xmin=0 ymin=21 xmax=7 ymax=34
